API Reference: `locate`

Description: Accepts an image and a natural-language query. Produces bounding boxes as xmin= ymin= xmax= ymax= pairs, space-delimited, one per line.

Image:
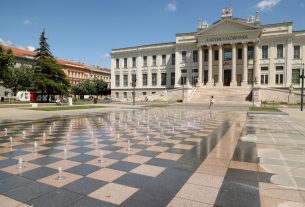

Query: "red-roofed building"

xmin=1 ymin=45 xmax=111 ymax=98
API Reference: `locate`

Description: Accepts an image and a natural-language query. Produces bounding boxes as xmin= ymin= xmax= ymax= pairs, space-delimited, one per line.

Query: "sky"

xmin=1 ymin=0 xmax=305 ymax=68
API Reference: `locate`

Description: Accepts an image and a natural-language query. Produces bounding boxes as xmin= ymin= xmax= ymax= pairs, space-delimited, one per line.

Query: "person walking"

xmin=209 ymin=96 xmax=215 ymax=110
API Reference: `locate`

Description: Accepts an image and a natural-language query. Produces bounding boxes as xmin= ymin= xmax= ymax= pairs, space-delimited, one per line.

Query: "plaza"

xmin=0 ymin=104 xmax=305 ymax=207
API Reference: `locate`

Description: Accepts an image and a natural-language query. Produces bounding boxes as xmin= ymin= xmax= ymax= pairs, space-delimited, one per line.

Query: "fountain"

xmin=49 ymin=126 xmax=52 ymax=135
xmin=109 ymin=126 xmax=112 ymax=132
xmin=43 ymin=132 xmax=46 ymax=144
xmin=17 ymin=157 xmax=23 ymax=169
xmin=64 ymin=148 xmax=67 ymax=159
xmin=117 ymin=133 xmax=120 ymax=141
xmin=137 ymin=120 xmax=140 ymax=126
xmin=145 ymin=135 xmax=150 ymax=144
xmin=99 ymin=151 xmax=105 ymax=163
xmin=133 ymin=128 xmax=136 ymax=137
xmin=31 ymin=124 xmax=34 ymax=132
xmin=94 ymin=139 xmax=98 ymax=147
xmin=172 ymin=126 xmax=175 ymax=134
xmin=22 ymin=131 xmax=26 ymax=138
xmin=187 ymin=122 xmax=190 ymax=127
xmin=127 ymin=140 xmax=131 ymax=154
xmin=56 ymin=167 xmax=66 ymax=180
xmin=9 ymin=137 xmax=13 ymax=146
xmin=34 ymin=141 xmax=38 ymax=152
xmin=4 ymin=128 xmax=8 ymax=136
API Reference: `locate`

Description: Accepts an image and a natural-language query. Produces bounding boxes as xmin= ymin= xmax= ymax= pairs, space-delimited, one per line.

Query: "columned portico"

xmin=230 ymin=43 xmax=237 ymax=86
xmin=197 ymin=46 xmax=203 ymax=86
xmin=241 ymin=43 xmax=248 ymax=86
xmin=254 ymin=41 xmax=260 ymax=85
xmin=206 ymin=45 xmax=213 ymax=86
xmin=216 ymin=44 xmax=223 ymax=87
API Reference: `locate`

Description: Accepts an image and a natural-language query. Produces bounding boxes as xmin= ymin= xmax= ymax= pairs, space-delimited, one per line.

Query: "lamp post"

xmin=131 ymin=70 xmax=137 ymax=106
xmin=300 ymin=63 xmax=305 ymax=111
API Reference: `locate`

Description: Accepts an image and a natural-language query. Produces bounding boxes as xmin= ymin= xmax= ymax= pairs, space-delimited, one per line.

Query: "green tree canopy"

xmin=35 ymin=29 xmax=53 ymax=59
xmin=0 ymin=45 xmax=15 ymax=81
xmin=71 ymin=78 xmax=110 ymax=98
xmin=1 ymin=64 xmax=36 ymax=95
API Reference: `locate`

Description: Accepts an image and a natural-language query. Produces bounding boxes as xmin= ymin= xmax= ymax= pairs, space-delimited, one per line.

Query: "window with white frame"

xmin=193 ymin=50 xmax=198 ymax=62
xmin=275 ymin=66 xmax=284 ymax=85
xmin=152 ymin=73 xmax=157 ymax=86
xmin=162 ymin=54 xmax=166 ymax=65
xmin=292 ymin=69 xmax=300 ymax=84
xmin=171 ymin=72 xmax=175 ymax=85
xmin=123 ymin=75 xmax=128 ymax=87
xmin=115 ymin=75 xmax=120 ymax=87
xmin=294 ymin=45 xmax=300 ymax=59
xmin=204 ymin=49 xmax=208 ymax=61
xmin=182 ymin=51 xmax=187 ymax=63
xmin=115 ymin=92 xmax=119 ymax=98
xmin=116 ymin=59 xmax=119 ymax=69
xmin=124 ymin=58 xmax=127 ymax=68
xmin=132 ymin=57 xmax=136 ymax=67
xmin=142 ymin=74 xmax=147 ymax=86
xmin=262 ymin=45 xmax=268 ymax=59
xmin=161 ymin=73 xmax=166 ymax=86
xmin=143 ymin=56 xmax=147 ymax=67
xmin=260 ymin=67 xmax=269 ymax=85
xmin=152 ymin=55 xmax=157 ymax=66
xmin=171 ymin=54 xmax=175 ymax=65
xmin=123 ymin=92 xmax=127 ymax=99
xmin=277 ymin=44 xmax=284 ymax=58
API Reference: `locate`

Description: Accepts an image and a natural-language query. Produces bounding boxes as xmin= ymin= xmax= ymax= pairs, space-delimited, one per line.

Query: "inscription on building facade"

xmin=206 ymin=35 xmax=248 ymax=43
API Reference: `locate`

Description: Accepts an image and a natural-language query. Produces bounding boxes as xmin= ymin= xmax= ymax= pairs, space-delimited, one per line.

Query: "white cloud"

xmin=165 ymin=1 xmax=177 ymax=12
xmin=101 ymin=52 xmax=110 ymax=58
xmin=256 ymin=0 xmax=281 ymax=11
xmin=0 ymin=38 xmax=13 ymax=46
xmin=26 ymin=46 xmax=35 ymax=51
xmin=23 ymin=19 xmax=31 ymax=25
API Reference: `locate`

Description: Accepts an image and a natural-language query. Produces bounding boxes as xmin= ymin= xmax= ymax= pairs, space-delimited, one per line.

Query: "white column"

xmin=241 ymin=43 xmax=248 ymax=86
xmin=157 ymin=55 xmax=161 ymax=87
xmin=286 ymin=37 xmax=293 ymax=86
xmin=216 ymin=44 xmax=223 ymax=87
xmin=254 ymin=42 xmax=260 ymax=85
xmin=206 ymin=45 xmax=213 ymax=87
xmin=174 ymin=49 xmax=181 ymax=87
xmin=136 ymin=56 xmax=142 ymax=88
xmin=128 ymin=58 xmax=132 ymax=89
xmin=197 ymin=46 xmax=203 ymax=87
xmin=230 ymin=43 xmax=237 ymax=86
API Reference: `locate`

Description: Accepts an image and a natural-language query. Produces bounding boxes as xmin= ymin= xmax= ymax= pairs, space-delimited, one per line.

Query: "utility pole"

xmin=300 ymin=64 xmax=304 ymax=111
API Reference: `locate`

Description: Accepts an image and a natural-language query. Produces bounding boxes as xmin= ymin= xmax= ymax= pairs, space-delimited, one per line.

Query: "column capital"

xmin=242 ymin=42 xmax=248 ymax=47
xmin=217 ymin=43 xmax=223 ymax=48
xmin=207 ymin=44 xmax=213 ymax=49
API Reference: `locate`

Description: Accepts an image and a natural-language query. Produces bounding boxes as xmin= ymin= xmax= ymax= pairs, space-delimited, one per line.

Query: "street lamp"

xmin=300 ymin=63 xmax=305 ymax=111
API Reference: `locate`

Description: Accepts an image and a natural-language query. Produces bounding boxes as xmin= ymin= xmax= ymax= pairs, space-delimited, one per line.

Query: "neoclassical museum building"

xmin=111 ymin=8 xmax=305 ymax=103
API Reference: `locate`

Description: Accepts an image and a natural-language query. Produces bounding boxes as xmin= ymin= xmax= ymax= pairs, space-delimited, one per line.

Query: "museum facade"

xmin=111 ymin=8 xmax=305 ymax=101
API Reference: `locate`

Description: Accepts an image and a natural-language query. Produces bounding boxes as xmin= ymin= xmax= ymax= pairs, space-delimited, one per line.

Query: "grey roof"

xmin=112 ymin=42 xmax=176 ymax=52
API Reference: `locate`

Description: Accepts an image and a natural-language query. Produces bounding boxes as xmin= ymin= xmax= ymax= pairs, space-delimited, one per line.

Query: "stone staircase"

xmin=190 ymin=87 xmax=252 ymax=105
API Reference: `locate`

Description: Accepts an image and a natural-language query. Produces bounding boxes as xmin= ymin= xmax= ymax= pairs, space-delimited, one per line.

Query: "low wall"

xmin=259 ymin=88 xmax=303 ymax=104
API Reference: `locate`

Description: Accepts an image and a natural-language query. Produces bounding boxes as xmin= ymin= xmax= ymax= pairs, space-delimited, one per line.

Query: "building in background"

xmin=0 ymin=45 xmax=111 ymax=98
xmin=111 ymin=8 xmax=305 ymax=103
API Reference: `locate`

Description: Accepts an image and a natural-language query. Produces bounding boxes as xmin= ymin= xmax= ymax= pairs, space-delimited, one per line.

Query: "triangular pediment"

xmin=196 ymin=18 xmax=259 ymax=36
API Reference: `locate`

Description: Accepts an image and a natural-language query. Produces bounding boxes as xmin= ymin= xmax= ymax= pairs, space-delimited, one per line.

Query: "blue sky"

xmin=1 ymin=0 xmax=304 ymax=68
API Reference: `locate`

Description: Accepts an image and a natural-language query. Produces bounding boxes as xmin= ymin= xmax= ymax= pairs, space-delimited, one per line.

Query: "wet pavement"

xmin=1 ymin=107 xmax=305 ymax=207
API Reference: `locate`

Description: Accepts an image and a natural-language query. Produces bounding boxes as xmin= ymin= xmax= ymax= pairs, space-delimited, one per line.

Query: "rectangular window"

xmin=142 ymin=92 xmax=147 ymax=96
xmin=277 ymin=44 xmax=284 ymax=58
xmin=115 ymin=75 xmax=120 ymax=87
xmin=143 ymin=56 xmax=147 ymax=67
xmin=238 ymin=48 xmax=242 ymax=59
xmin=181 ymin=76 xmax=187 ymax=85
xmin=261 ymin=67 xmax=269 ymax=85
xmin=132 ymin=57 xmax=136 ymax=67
xmin=182 ymin=51 xmax=186 ymax=63
xmin=204 ymin=49 xmax=208 ymax=62
xmin=171 ymin=72 xmax=175 ymax=85
xmin=124 ymin=58 xmax=127 ymax=68
xmin=248 ymin=46 xmax=254 ymax=59
xmin=123 ymin=92 xmax=127 ymax=99
xmin=152 ymin=55 xmax=157 ymax=66
xmin=262 ymin=45 xmax=268 ymax=59
xmin=214 ymin=50 xmax=219 ymax=61
xmin=224 ymin=48 xmax=232 ymax=61
xmin=193 ymin=50 xmax=198 ymax=62
xmin=115 ymin=92 xmax=119 ymax=99
xmin=275 ymin=66 xmax=284 ymax=85
xmin=171 ymin=54 xmax=175 ymax=65
xmin=142 ymin=74 xmax=147 ymax=86
xmin=161 ymin=73 xmax=167 ymax=86
xmin=294 ymin=45 xmax=300 ymax=59
xmin=292 ymin=69 xmax=300 ymax=84
xmin=116 ymin=59 xmax=119 ymax=69
xmin=123 ymin=75 xmax=128 ymax=86
xmin=162 ymin=54 xmax=166 ymax=65
xmin=152 ymin=73 xmax=157 ymax=86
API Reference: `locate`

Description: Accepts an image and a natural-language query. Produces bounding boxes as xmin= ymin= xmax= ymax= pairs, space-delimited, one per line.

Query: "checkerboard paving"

xmin=0 ymin=109 xmax=231 ymax=206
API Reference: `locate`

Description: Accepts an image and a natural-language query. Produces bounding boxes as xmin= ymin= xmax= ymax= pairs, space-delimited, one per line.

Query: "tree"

xmin=93 ymin=78 xmax=111 ymax=97
xmin=0 ymin=45 xmax=15 ymax=82
xmin=70 ymin=79 xmax=110 ymax=98
xmin=1 ymin=65 xmax=36 ymax=95
xmin=34 ymin=29 xmax=53 ymax=59
xmin=34 ymin=30 xmax=70 ymax=102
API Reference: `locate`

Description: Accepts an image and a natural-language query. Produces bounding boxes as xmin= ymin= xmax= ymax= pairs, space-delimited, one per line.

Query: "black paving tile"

xmin=3 ymin=181 xmax=55 ymax=202
xmin=66 ymin=164 xmax=100 ymax=176
xmin=136 ymin=150 xmax=160 ymax=157
xmin=38 ymin=148 xmax=63 ymax=155
xmin=104 ymin=152 xmax=129 ymax=160
xmin=68 ymin=154 xmax=97 ymax=163
xmin=27 ymin=188 xmax=83 ymax=207
xmin=29 ymin=156 xmax=61 ymax=165
xmin=22 ymin=166 xmax=57 ymax=180
xmin=114 ymin=173 xmax=153 ymax=188
xmin=146 ymin=158 xmax=175 ymax=168
xmin=0 ymin=175 xmax=32 ymax=193
xmin=1 ymin=150 xmax=31 ymax=158
xmin=0 ymin=170 xmax=13 ymax=180
xmin=69 ymin=196 xmax=116 ymax=207
xmin=0 ymin=158 xmax=18 ymax=168
xmin=63 ymin=177 xmax=106 ymax=195
xmin=107 ymin=161 xmax=140 ymax=172
xmin=70 ymin=147 xmax=94 ymax=154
